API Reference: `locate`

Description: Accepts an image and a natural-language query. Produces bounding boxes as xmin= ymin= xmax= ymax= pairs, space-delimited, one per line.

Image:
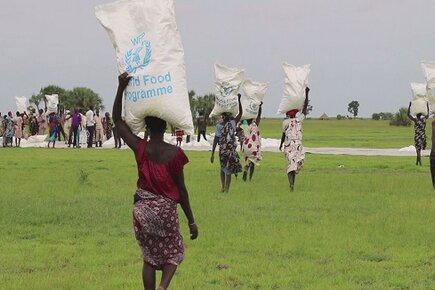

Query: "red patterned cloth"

xmin=133 ymin=188 xmax=184 ymax=269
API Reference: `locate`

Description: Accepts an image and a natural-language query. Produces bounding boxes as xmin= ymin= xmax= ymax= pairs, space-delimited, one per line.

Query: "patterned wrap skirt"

xmin=283 ymin=140 xmax=305 ymax=174
xmin=132 ymin=188 xmax=184 ymax=269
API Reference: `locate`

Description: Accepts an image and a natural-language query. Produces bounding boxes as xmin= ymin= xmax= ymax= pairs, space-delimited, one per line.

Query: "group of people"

xmin=0 ymin=107 xmax=123 ymax=149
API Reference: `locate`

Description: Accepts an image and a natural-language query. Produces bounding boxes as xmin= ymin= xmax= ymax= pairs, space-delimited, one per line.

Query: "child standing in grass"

xmin=279 ymin=87 xmax=309 ymax=191
xmin=113 ymin=72 xmax=198 ymax=290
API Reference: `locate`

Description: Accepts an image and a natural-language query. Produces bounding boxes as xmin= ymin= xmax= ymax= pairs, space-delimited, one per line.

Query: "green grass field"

xmin=0 ymin=147 xmax=434 ymax=289
xmin=234 ymin=118 xmax=432 ymax=149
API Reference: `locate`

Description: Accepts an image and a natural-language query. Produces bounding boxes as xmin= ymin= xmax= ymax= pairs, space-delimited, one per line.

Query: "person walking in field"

xmin=279 ymin=87 xmax=310 ymax=191
xmin=430 ymin=120 xmax=435 ymax=189
xmin=113 ymin=72 xmax=198 ymax=290
xmin=3 ymin=112 xmax=14 ymax=147
xmin=210 ymin=94 xmax=243 ymax=193
xmin=14 ymin=112 xmax=23 ymax=147
xmin=47 ymin=112 xmax=60 ymax=148
xmin=102 ymin=112 xmax=112 ymax=140
xmin=37 ymin=109 xmax=47 ymax=135
xmin=195 ymin=111 xmax=207 ymax=142
xmin=94 ymin=109 xmax=104 ymax=147
xmin=407 ymin=101 xmax=429 ymax=166
xmin=241 ymin=102 xmax=263 ymax=182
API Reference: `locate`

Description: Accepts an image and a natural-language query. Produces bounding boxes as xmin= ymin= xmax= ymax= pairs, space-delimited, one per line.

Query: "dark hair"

xmin=145 ymin=116 xmax=166 ymax=134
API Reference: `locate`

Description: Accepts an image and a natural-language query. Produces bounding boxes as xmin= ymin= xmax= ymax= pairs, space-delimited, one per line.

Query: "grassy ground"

xmin=0 ymin=148 xmax=434 ymax=289
xmin=216 ymin=118 xmax=433 ymax=149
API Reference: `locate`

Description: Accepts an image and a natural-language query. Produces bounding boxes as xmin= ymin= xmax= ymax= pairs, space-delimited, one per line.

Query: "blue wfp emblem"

xmin=220 ymin=82 xmax=238 ymax=97
xmin=249 ymin=101 xmax=259 ymax=112
xmin=124 ymin=32 xmax=152 ymax=74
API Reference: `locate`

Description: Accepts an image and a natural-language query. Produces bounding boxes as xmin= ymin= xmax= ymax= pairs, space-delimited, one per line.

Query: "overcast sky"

xmin=1 ymin=0 xmax=435 ymax=118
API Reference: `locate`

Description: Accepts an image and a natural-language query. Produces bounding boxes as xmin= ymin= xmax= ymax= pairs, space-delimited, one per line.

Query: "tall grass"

xmin=0 ymin=149 xmax=434 ymax=289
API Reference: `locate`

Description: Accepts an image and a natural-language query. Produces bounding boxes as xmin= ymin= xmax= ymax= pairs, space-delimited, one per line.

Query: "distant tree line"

xmin=29 ymin=85 xmax=104 ymax=114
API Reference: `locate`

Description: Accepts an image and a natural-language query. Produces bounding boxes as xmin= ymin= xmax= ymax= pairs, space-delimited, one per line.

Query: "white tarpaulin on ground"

xmin=410 ymin=83 xmax=428 ymax=116
xmin=95 ymin=0 xmax=194 ymax=134
xmin=209 ymin=63 xmax=245 ymax=117
xmin=240 ymin=80 xmax=268 ymax=120
xmin=45 ymin=94 xmax=58 ymax=114
xmin=421 ymin=61 xmax=435 ymax=113
xmin=277 ymin=63 xmax=311 ymax=114
xmin=15 ymin=97 xmax=27 ymax=113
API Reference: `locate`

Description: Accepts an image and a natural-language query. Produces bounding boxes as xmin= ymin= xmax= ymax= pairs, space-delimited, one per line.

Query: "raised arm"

xmin=175 ymin=170 xmax=198 ymax=240
xmin=407 ymin=102 xmax=416 ymax=122
xmin=256 ymin=102 xmax=263 ymax=126
xmin=210 ymin=132 xmax=219 ymax=163
xmin=425 ymin=101 xmax=430 ymax=119
xmin=234 ymin=94 xmax=243 ymax=124
xmin=302 ymin=87 xmax=310 ymax=115
xmin=112 ymin=72 xmax=140 ymax=152
xmin=279 ymin=132 xmax=285 ymax=151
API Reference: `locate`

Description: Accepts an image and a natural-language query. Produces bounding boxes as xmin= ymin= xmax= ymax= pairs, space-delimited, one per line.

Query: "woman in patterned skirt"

xmin=407 ymin=101 xmax=429 ymax=166
xmin=241 ymin=102 xmax=263 ymax=182
xmin=279 ymin=87 xmax=310 ymax=191
xmin=113 ymin=72 xmax=198 ymax=290
xmin=210 ymin=94 xmax=243 ymax=193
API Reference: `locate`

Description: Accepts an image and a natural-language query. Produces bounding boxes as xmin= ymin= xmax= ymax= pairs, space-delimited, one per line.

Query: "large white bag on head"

xmin=277 ymin=63 xmax=311 ymax=114
xmin=45 ymin=94 xmax=58 ymax=114
xmin=15 ymin=97 xmax=27 ymax=113
xmin=95 ymin=0 xmax=193 ymax=134
xmin=421 ymin=61 xmax=435 ymax=113
xmin=240 ymin=80 xmax=268 ymax=120
xmin=209 ymin=63 xmax=245 ymax=117
xmin=410 ymin=83 xmax=428 ymax=116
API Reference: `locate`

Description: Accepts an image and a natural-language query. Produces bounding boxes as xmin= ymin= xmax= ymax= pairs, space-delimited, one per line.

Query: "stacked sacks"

xmin=209 ymin=63 xmax=245 ymax=117
xmin=240 ymin=80 xmax=268 ymax=120
xmin=421 ymin=61 xmax=435 ymax=113
xmin=277 ymin=63 xmax=311 ymax=114
xmin=410 ymin=83 xmax=428 ymax=116
xmin=95 ymin=0 xmax=193 ymax=134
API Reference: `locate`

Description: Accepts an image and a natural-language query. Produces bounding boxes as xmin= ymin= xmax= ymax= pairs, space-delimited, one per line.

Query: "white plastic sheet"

xmin=209 ymin=63 xmax=245 ymax=117
xmin=277 ymin=63 xmax=311 ymax=114
xmin=95 ymin=0 xmax=193 ymax=134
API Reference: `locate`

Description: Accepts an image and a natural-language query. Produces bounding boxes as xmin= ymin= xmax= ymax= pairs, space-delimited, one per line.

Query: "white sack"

xmin=241 ymin=80 xmax=268 ymax=120
xmin=15 ymin=96 xmax=27 ymax=113
xmin=277 ymin=63 xmax=311 ymax=114
xmin=410 ymin=100 xmax=428 ymax=116
xmin=209 ymin=63 xmax=245 ymax=117
xmin=421 ymin=61 xmax=435 ymax=113
xmin=95 ymin=0 xmax=193 ymax=134
xmin=410 ymin=83 xmax=428 ymax=116
xmin=45 ymin=94 xmax=58 ymax=114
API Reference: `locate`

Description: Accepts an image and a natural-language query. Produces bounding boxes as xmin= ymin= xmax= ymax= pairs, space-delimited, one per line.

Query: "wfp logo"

xmin=124 ymin=32 xmax=152 ymax=74
xmin=249 ymin=101 xmax=259 ymax=112
xmin=220 ymin=82 xmax=238 ymax=97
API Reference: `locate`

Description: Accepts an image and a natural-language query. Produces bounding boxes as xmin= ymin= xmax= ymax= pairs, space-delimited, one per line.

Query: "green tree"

xmin=390 ymin=107 xmax=412 ymax=126
xmin=67 ymin=87 xmax=104 ymax=111
xmin=29 ymin=94 xmax=44 ymax=112
xmin=348 ymin=101 xmax=359 ymax=119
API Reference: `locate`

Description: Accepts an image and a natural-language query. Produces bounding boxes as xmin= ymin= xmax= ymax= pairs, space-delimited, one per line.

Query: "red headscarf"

xmin=286 ymin=109 xmax=299 ymax=118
